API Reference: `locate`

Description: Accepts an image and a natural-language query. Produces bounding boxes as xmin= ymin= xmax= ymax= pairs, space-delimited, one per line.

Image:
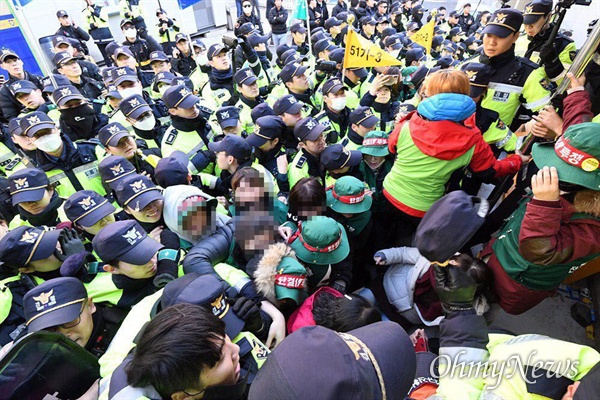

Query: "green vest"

xmin=201 ymin=82 xmax=232 ymax=110
xmin=383 ymin=122 xmax=474 ymax=213
xmin=482 ymin=118 xmax=517 ymax=152
xmin=315 ymin=109 xmax=344 ymax=145
xmin=189 ymin=68 xmax=209 ymax=93
xmin=8 ymin=203 xmax=69 ymax=230
xmin=492 ymin=197 xmax=600 ymax=291
xmin=46 ymin=159 xmax=107 ymax=199
xmin=161 ymin=125 xmax=214 ymax=174
xmin=0 ymin=143 xmax=28 ymax=177
xmin=235 ymin=99 xmax=256 ymax=136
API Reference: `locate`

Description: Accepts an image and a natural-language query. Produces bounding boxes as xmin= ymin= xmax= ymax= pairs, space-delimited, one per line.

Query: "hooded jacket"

xmin=383 ymin=93 xmax=522 ymax=217
xmin=163 ymin=184 xmax=228 ymax=247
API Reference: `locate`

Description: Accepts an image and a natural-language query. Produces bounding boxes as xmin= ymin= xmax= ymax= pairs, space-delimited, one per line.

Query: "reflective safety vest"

xmin=0 ymin=143 xmax=29 ymax=177
xmin=482 ymin=118 xmax=517 ymax=152
xmin=107 ymin=109 xmax=158 ymax=149
xmin=18 ymin=107 xmax=60 ymax=123
xmin=315 ymin=109 xmax=347 ymax=145
xmin=235 ymin=98 xmax=257 ymax=136
xmin=46 ymin=146 xmax=107 ymax=199
xmin=201 ymin=82 xmax=233 ymax=110
xmin=468 ymin=55 xmax=551 ymax=128
xmin=251 ymin=161 xmax=280 ymax=197
xmin=492 ymin=197 xmax=600 ymax=291
xmin=161 ymin=125 xmax=214 ymax=174
xmin=189 ymin=67 xmax=209 ymax=94
xmin=98 ymin=263 xmax=253 ymax=378
xmin=288 ymin=149 xmax=323 ymax=189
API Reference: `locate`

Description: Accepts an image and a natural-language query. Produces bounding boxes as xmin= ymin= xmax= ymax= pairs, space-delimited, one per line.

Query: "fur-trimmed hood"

xmin=574 ymin=190 xmax=600 ymax=218
xmin=254 ymin=243 xmax=307 ymax=304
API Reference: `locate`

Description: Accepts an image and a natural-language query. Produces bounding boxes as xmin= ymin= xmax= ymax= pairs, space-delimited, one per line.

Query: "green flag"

xmin=292 ymin=0 xmax=307 ymax=20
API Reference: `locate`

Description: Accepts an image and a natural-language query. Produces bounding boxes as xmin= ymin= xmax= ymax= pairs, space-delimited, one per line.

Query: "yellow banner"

xmin=410 ymin=20 xmax=434 ymax=54
xmin=0 ymin=17 xmax=17 ymax=30
xmin=343 ymin=29 xmax=402 ymax=69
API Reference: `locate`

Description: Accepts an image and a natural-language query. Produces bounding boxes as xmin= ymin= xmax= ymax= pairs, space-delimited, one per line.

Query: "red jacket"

xmin=562 ymin=89 xmax=594 ymax=132
xmin=287 ymin=287 xmax=343 ymax=334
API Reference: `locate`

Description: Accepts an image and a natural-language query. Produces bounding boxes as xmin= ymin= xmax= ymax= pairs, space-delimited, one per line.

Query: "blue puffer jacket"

xmin=417 ymin=93 xmax=476 ymax=122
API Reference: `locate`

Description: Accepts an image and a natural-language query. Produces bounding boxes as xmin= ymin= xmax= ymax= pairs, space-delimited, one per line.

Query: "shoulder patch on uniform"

xmin=569 ymin=51 xmax=576 ymax=62
xmin=4 ymin=157 xmax=22 ymax=171
xmin=295 ymin=156 xmax=307 ymax=168
xmin=539 ymin=78 xmax=552 ymax=91
xmin=164 ymin=128 xmax=178 ymax=145
xmin=496 ymin=120 xmax=507 ymax=130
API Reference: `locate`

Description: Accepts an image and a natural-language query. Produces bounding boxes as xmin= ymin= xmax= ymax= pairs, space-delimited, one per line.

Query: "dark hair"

xmin=231 ymin=167 xmax=263 ymax=192
xmin=438 ymin=6 xmax=446 ymax=11
xmin=463 ymin=3 xmax=471 ymax=7
xmin=126 ymin=303 xmax=226 ymax=398
xmin=452 ymin=253 xmax=497 ymax=313
xmin=312 ymin=291 xmax=382 ymax=332
xmin=288 ymin=177 xmax=326 ymax=221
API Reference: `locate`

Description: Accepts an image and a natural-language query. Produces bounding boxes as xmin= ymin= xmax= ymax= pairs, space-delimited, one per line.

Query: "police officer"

xmin=120 ymin=19 xmax=161 ymax=71
xmin=19 ymin=111 xmax=106 ymax=199
xmin=470 ymin=8 xmax=551 ymax=132
xmin=23 ymin=277 xmax=126 ymax=358
xmin=341 ymin=106 xmax=380 ymax=151
xmin=360 ymin=16 xmax=378 ymax=42
xmin=0 ymin=118 xmax=35 ymax=176
xmin=156 ymin=8 xmax=180 ymax=54
xmin=119 ymin=0 xmax=148 ymax=37
xmin=162 ymin=85 xmax=215 ymax=174
xmin=112 ymin=46 xmax=153 ymax=88
xmin=246 ymin=115 xmax=290 ymax=193
xmin=63 ymin=190 xmax=119 ymax=239
xmin=53 ymin=52 xmax=105 ymax=112
xmin=99 ymin=122 xmax=161 ymax=182
xmin=10 ymin=80 xmax=60 ymax=122
xmin=273 ymin=94 xmax=304 ymax=150
xmin=172 ymin=33 xmax=197 ymax=76
xmin=277 ymin=62 xmax=320 ymax=116
xmin=55 ymin=10 xmax=91 ymax=55
xmin=290 ymin=22 xmax=310 ymax=55
xmin=0 ymin=49 xmax=44 ymax=121
xmin=215 ymin=105 xmax=243 ymax=138
xmin=51 ymin=36 xmax=102 ymax=82
xmin=83 ymin=0 xmax=115 ymax=66
xmin=315 ymin=78 xmax=352 ymax=145
xmin=288 ymin=117 xmax=327 ymax=188
xmin=234 ymin=67 xmax=266 ymax=136
xmin=52 ymin=85 xmax=107 ymax=142
xmin=519 ymin=0 xmax=575 ymax=82
xmin=119 ymin=94 xmax=167 ymax=150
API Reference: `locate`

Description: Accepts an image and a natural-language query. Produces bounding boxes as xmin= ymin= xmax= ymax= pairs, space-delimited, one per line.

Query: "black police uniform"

xmin=122 ymin=37 xmax=162 ymax=71
xmin=55 ymin=25 xmax=91 ymax=55
xmin=0 ymin=71 xmax=44 ymax=121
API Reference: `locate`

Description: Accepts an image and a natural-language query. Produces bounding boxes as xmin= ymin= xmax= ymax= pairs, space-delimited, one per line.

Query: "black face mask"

xmin=60 ymin=103 xmax=96 ymax=135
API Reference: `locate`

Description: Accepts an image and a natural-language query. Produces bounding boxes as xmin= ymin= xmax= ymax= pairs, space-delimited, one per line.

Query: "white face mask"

xmin=329 ymin=96 xmax=347 ymax=111
xmin=390 ymin=49 xmax=401 ymax=59
xmin=124 ymin=28 xmax=137 ymax=39
xmin=133 ymin=115 xmax=156 ymax=131
xmin=119 ymin=85 xmax=143 ymax=99
xmin=35 ymin=133 xmax=62 ymax=153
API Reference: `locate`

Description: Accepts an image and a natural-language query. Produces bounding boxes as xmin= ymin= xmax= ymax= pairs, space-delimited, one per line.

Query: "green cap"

xmin=275 ymin=256 xmax=308 ymax=304
xmin=326 ymin=176 xmax=373 ymax=214
xmin=531 ymin=122 xmax=600 ymax=190
xmin=358 ymin=130 xmax=389 ymax=157
xmin=290 ymin=216 xmax=350 ymax=265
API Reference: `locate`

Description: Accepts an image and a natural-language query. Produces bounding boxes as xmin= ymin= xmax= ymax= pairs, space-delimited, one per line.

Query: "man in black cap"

xmin=202 ymin=39 xmax=261 ymax=109
xmin=51 ymin=36 xmax=102 ymax=82
xmin=234 ymin=67 xmax=266 ymax=136
xmin=360 ymin=16 xmax=378 ymax=42
xmin=440 ymin=9 xmax=460 ymax=34
xmin=0 ymin=49 xmax=44 ymax=120
xmin=148 ymin=51 xmax=174 ymax=77
xmin=315 ymin=78 xmax=352 ymax=145
xmin=320 ymin=143 xmax=363 ymax=185
xmin=519 ymin=0 xmax=575 ymax=82
xmin=19 ymin=111 xmax=106 ymax=199
xmin=100 ymin=122 xmax=161 ymax=181
xmin=246 ymin=115 xmax=289 ymax=193
xmin=120 ymin=19 xmax=161 ymax=71
xmin=290 ymin=22 xmax=310 ymax=55
xmin=273 ymin=94 xmax=304 ymax=150
xmin=341 ymin=106 xmax=380 ymax=151
xmin=375 ymin=0 xmax=389 ymax=19
xmin=161 ymin=84 xmax=215 ymax=175
xmin=64 ymin=189 xmax=119 ymax=239
xmin=216 ymin=105 xmax=243 ymax=137
xmin=468 ymin=8 xmax=551 ymax=135
xmin=457 ymin=3 xmax=474 ymax=33
xmin=53 ymin=52 xmax=105 ymax=109
xmin=119 ymin=0 xmax=148 ymax=37
xmin=52 ymin=84 xmax=107 ymax=142
xmin=233 ymin=22 xmax=272 ymax=71
xmin=172 ymin=33 xmax=197 ymax=76
xmin=205 ymin=134 xmax=255 ymax=196
xmin=55 ymin=10 xmax=91 ymax=55
xmin=22 ymin=277 xmax=126 ymax=357
xmin=289 ymin=117 xmax=327 ymax=188
xmin=324 ymin=17 xmax=344 ymax=45
xmin=279 ymin=62 xmax=319 ymax=116
xmin=10 ymin=80 xmax=59 ymax=120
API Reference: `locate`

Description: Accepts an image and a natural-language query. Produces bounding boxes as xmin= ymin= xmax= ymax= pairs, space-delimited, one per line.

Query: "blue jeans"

xmin=272 ymin=33 xmax=287 ymax=48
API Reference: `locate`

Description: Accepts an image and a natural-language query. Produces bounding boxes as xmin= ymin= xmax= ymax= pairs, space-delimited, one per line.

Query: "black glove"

xmin=231 ymin=296 xmax=264 ymax=334
xmin=239 ymin=37 xmax=254 ymax=56
xmin=539 ymin=44 xmax=564 ymax=80
xmin=159 ymin=229 xmax=181 ymax=252
xmin=433 ymin=264 xmax=478 ymax=314
xmin=332 ymin=279 xmax=347 ymax=294
xmin=89 ymin=22 xmax=97 ymax=30
xmin=54 ymin=229 xmax=86 ymax=262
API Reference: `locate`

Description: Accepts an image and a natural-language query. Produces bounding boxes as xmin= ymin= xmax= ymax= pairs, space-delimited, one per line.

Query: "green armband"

xmin=158 ymin=249 xmax=178 ymax=262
